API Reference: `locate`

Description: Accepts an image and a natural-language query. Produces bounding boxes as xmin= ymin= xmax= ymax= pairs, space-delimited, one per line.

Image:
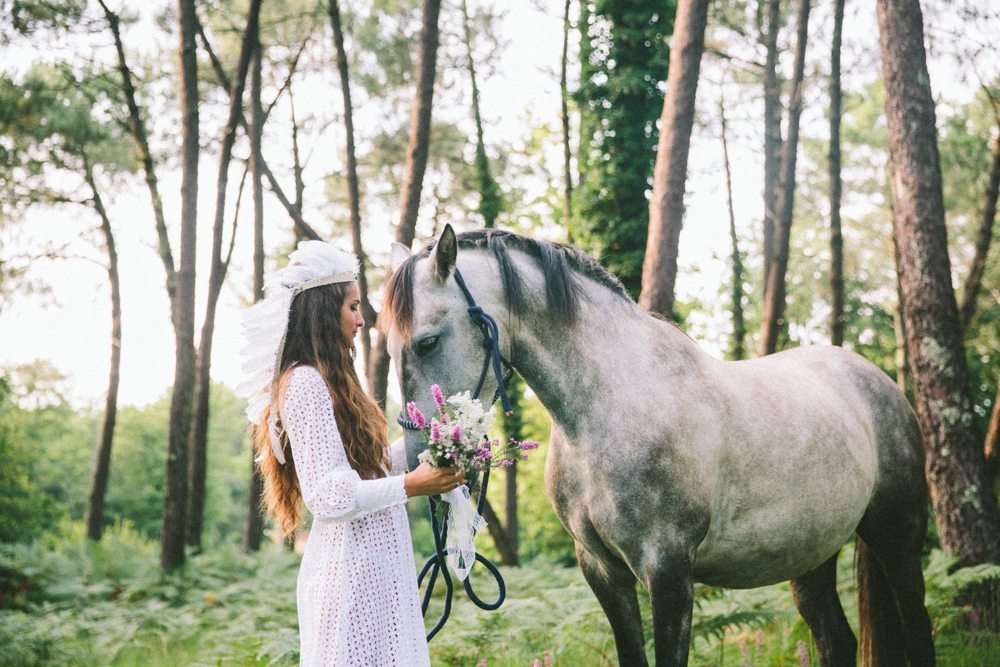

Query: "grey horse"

xmin=383 ymin=225 xmax=934 ymax=666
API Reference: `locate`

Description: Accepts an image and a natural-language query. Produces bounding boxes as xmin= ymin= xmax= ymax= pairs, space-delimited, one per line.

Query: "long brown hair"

xmin=253 ymin=281 xmax=388 ymax=539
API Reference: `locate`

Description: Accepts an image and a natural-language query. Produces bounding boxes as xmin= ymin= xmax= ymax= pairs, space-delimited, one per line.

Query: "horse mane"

xmin=381 ymin=228 xmax=632 ymax=340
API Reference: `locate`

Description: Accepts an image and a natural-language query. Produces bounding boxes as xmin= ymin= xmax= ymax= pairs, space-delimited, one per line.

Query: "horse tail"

xmin=856 ymin=536 xmax=906 ymax=666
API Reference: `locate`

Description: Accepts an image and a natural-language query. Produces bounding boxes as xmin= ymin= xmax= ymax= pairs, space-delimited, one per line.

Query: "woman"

xmin=239 ymin=241 xmax=463 ymax=666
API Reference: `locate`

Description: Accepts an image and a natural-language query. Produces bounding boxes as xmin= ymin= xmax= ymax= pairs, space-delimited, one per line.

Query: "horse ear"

xmin=390 ymin=242 xmax=411 ymax=273
xmin=429 ymin=224 xmax=457 ymax=282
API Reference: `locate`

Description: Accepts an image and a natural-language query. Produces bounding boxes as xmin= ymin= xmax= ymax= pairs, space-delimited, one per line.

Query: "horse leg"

xmin=789 ymin=550 xmax=857 ymax=667
xmin=576 ymin=542 xmax=648 ymax=667
xmin=644 ymin=553 xmax=695 ymax=667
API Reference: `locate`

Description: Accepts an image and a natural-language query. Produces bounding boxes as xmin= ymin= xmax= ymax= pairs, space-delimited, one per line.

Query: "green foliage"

xmin=573 ymin=0 xmax=674 ymax=298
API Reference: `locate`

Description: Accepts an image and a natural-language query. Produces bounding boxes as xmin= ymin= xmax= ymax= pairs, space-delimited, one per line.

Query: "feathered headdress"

xmin=238 ymin=241 xmax=359 ymax=464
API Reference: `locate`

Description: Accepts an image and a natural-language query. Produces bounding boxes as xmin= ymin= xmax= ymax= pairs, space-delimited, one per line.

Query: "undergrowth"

xmin=1 ymin=523 xmax=998 ymax=666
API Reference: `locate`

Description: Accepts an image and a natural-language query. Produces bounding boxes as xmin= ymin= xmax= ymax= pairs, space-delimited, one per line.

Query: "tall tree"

xmin=186 ymin=0 xmax=262 ymax=551
xmin=560 ymin=0 xmax=573 ymax=227
xmin=720 ymin=97 xmax=746 ymax=361
xmin=761 ymin=0 xmax=782 ymax=287
xmin=574 ymin=0 xmax=673 ymax=298
xmin=367 ymin=0 xmax=444 ymax=409
xmin=160 ymin=0 xmax=201 ymax=570
xmin=243 ymin=40 xmax=267 ymax=553
xmin=638 ymin=0 xmax=709 ymax=318
xmin=877 ymin=0 xmax=1000 ymax=584
xmin=759 ymin=0 xmax=811 ymax=356
xmin=83 ymin=155 xmax=122 ymax=542
xmin=829 ymin=0 xmax=846 ymax=346
xmin=328 ymin=0 xmax=377 ymax=371
xmin=461 ymin=0 xmax=502 ymax=228
xmin=957 ymin=113 xmax=999 ymax=333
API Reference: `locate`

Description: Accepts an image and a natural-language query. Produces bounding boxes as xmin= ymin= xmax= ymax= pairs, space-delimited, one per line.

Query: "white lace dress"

xmin=280 ymin=365 xmax=429 ymax=667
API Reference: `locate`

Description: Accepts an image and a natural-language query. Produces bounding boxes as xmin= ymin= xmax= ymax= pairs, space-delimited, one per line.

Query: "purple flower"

xmin=429 ymin=419 xmax=441 ymax=443
xmin=518 ymin=440 xmax=540 ymax=451
xmin=406 ymin=402 xmax=427 ymax=429
xmin=451 ymin=425 xmax=463 ymax=443
xmin=431 ymin=384 xmax=445 ymax=409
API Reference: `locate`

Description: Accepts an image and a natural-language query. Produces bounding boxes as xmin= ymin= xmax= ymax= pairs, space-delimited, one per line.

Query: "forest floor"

xmin=1 ymin=523 xmax=998 ymax=666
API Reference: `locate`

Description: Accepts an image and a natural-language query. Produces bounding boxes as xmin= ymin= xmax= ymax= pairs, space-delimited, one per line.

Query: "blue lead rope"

xmin=397 ymin=267 xmax=513 ymax=641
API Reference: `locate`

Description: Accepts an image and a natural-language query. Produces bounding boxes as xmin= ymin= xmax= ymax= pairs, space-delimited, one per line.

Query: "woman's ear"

xmin=428 ymin=224 xmax=457 ymax=283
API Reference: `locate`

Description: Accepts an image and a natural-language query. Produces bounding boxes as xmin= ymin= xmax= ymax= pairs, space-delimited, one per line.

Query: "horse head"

xmin=382 ymin=224 xmax=513 ymax=468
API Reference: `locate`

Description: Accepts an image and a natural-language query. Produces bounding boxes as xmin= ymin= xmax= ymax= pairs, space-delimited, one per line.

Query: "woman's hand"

xmin=403 ymin=462 xmax=466 ymax=497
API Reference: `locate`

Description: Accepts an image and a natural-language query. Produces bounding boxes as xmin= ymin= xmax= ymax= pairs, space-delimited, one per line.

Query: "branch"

xmin=97 ymin=0 xmax=176 ymax=310
xmin=194 ymin=12 xmax=322 ymax=241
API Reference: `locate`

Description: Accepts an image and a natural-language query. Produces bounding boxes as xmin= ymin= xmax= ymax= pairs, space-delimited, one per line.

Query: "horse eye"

xmin=415 ymin=336 xmax=439 ymax=357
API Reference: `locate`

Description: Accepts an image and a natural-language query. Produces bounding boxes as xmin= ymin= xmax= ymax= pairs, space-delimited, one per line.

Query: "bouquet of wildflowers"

xmin=406 ymin=384 xmax=539 ymax=476
xmin=405 ymin=384 xmax=539 ymax=580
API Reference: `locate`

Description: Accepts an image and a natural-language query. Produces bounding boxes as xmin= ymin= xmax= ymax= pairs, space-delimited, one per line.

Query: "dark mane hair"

xmin=381 ymin=228 xmax=630 ymax=339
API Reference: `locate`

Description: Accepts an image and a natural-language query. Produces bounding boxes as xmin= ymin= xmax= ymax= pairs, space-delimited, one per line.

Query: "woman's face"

xmin=339 ymin=281 xmax=364 ymax=342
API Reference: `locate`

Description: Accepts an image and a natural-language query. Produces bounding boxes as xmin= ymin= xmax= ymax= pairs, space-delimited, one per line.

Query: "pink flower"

xmin=431 ymin=384 xmax=445 ymax=409
xmin=518 ymin=440 xmax=540 ymax=450
xmin=429 ymin=419 xmax=441 ymax=443
xmin=451 ymin=425 xmax=463 ymax=443
xmin=406 ymin=402 xmax=427 ymax=429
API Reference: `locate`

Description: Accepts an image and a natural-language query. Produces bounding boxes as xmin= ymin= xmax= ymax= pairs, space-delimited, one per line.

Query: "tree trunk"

xmin=957 ymin=133 xmax=999 ymax=333
xmin=187 ymin=0 xmax=261 ymax=551
xmin=829 ymin=0 xmax=846 ymax=346
xmin=480 ymin=497 xmax=518 ymax=566
xmin=985 ymin=381 xmax=999 ymax=484
xmin=368 ymin=0 xmax=443 ymax=409
xmin=462 ymin=0 xmax=502 ymax=229
xmin=329 ymin=0 xmax=376 ymax=369
xmin=561 ymin=0 xmax=573 ymax=227
xmin=759 ymin=0 xmax=811 ymax=356
xmin=83 ymin=159 xmax=121 ymax=542
xmin=877 ymin=0 xmax=1000 ymax=574
xmin=720 ymin=99 xmax=746 ymax=361
xmin=289 ymin=87 xmax=305 ymax=247
xmin=244 ymin=40 xmax=267 ymax=553
xmin=638 ymin=0 xmax=709 ymax=319
xmin=161 ymin=0 xmax=201 ymax=571
xmin=762 ymin=0 xmax=782 ymax=289
xmin=497 ymin=374 xmax=527 ymax=565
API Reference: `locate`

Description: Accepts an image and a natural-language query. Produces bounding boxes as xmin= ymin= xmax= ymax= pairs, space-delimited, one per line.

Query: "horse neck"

xmin=504 ymin=263 xmax=709 ymax=436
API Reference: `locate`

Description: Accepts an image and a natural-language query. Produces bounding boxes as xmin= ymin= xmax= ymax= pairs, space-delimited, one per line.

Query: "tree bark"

xmin=638 ymin=0 xmax=710 ymax=319
xmin=561 ymin=0 xmax=573 ymax=227
xmin=98 ymin=0 xmax=176 ymax=316
xmin=762 ymin=0 xmax=782 ymax=289
xmin=244 ymin=40 xmax=267 ymax=553
xmin=368 ymin=0 xmax=444 ymax=409
xmin=329 ymin=0 xmax=377 ymax=369
xmin=878 ymin=0 xmax=1000 ymax=572
xmin=83 ymin=158 xmax=121 ymax=542
xmin=186 ymin=0 xmax=262 ymax=551
xmin=396 ymin=0 xmax=443 ymax=249
xmin=720 ymin=99 xmax=746 ymax=361
xmin=161 ymin=0 xmax=201 ymax=571
xmin=759 ymin=0 xmax=811 ymax=356
xmin=957 ymin=134 xmax=999 ymax=333
xmin=829 ymin=0 xmax=845 ymax=346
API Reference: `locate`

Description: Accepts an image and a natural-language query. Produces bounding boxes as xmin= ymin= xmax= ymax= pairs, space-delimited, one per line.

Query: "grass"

xmin=1 ymin=523 xmax=998 ymax=666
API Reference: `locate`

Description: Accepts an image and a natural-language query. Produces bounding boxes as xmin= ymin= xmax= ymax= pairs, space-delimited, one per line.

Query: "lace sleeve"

xmin=281 ymin=366 xmax=407 ymax=521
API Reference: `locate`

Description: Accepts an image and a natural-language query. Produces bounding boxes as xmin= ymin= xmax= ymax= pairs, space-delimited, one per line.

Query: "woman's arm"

xmin=281 ymin=366 xmax=407 ymax=521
